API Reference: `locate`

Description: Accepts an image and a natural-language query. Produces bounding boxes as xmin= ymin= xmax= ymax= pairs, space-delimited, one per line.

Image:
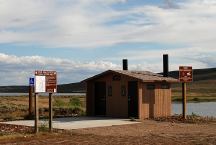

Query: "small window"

xmin=108 ymin=86 xmax=112 ymax=96
xmin=112 ymin=75 xmax=121 ymax=81
xmin=147 ymin=84 xmax=155 ymax=90
xmin=121 ymin=85 xmax=126 ymax=96
xmin=161 ymin=84 xmax=170 ymax=89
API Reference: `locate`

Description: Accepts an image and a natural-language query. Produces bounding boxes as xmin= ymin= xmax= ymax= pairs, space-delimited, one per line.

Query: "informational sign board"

xmin=179 ymin=66 xmax=193 ymax=82
xmin=35 ymin=70 xmax=57 ymax=93
xmin=29 ymin=77 xmax=34 ymax=86
xmin=35 ymin=76 xmax=46 ymax=93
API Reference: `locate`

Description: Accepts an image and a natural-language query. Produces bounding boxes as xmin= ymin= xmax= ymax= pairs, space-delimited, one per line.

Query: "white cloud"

xmin=0 ymin=0 xmax=216 ymax=49
xmin=1 ymin=50 xmax=214 ymax=85
xmin=0 ymin=53 xmax=120 ymax=85
xmin=107 ymin=46 xmax=216 ymax=72
xmin=0 ymin=0 xmax=215 ymax=85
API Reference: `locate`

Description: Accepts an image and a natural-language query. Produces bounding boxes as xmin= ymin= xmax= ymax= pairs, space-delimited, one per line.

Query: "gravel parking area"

xmin=0 ymin=119 xmax=216 ymax=145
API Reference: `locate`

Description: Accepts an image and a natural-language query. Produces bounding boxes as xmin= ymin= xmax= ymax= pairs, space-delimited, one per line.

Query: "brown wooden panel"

xmin=86 ymin=82 xmax=94 ymax=116
xmin=91 ymin=72 xmax=137 ymax=118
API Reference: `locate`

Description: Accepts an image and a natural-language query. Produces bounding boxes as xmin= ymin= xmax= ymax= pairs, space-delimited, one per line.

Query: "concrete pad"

xmin=3 ymin=117 xmax=140 ymax=130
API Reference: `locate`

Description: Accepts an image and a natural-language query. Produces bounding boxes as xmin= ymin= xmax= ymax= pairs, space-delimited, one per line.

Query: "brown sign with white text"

xmin=179 ymin=66 xmax=193 ymax=82
xmin=35 ymin=70 xmax=57 ymax=93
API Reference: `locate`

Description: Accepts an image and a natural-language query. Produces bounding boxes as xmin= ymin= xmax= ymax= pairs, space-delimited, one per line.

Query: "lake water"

xmin=172 ymin=102 xmax=216 ymax=117
xmin=0 ymin=93 xmax=215 ymax=117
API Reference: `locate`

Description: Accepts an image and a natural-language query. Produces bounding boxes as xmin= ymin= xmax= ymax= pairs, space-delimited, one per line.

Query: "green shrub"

xmin=54 ymin=99 xmax=66 ymax=108
xmin=39 ymin=120 xmax=49 ymax=132
xmin=69 ymin=98 xmax=81 ymax=107
xmin=192 ymin=97 xmax=200 ymax=102
xmin=3 ymin=115 xmax=16 ymax=121
xmin=191 ymin=112 xmax=199 ymax=117
xmin=24 ymin=114 xmax=34 ymax=120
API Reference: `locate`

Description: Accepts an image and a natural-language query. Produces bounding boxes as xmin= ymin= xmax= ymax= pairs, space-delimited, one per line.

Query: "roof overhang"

xmin=82 ymin=70 xmax=179 ymax=83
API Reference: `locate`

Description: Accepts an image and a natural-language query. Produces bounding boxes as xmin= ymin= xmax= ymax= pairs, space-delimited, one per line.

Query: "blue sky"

xmin=0 ymin=0 xmax=216 ymax=85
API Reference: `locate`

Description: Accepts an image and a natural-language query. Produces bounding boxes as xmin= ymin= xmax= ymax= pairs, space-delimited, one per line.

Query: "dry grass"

xmin=172 ymin=80 xmax=216 ymax=102
xmin=0 ymin=95 xmax=86 ymax=121
xmin=0 ymin=120 xmax=216 ymax=145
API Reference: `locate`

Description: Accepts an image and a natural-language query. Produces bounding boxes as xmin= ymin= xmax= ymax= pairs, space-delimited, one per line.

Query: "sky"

xmin=0 ymin=0 xmax=216 ymax=85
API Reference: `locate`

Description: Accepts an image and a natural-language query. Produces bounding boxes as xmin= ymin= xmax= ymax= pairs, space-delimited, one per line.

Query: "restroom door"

xmin=128 ymin=81 xmax=138 ymax=118
xmin=94 ymin=82 xmax=106 ymax=116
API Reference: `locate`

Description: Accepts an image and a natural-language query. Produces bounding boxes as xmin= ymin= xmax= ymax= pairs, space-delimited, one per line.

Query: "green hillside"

xmin=170 ymin=68 xmax=216 ymax=102
xmin=169 ymin=68 xmax=216 ymax=81
xmin=0 ymin=82 xmax=86 ymax=93
xmin=0 ymin=68 xmax=215 ymax=102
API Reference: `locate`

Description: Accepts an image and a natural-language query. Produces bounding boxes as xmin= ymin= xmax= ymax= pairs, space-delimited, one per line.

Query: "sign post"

xmin=34 ymin=70 xmax=57 ymax=133
xmin=29 ymin=77 xmax=34 ymax=117
xmin=182 ymin=82 xmax=186 ymax=119
xmin=34 ymin=93 xmax=39 ymax=133
xmin=179 ymin=66 xmax=193 ymax=119
xmin=49 ymin=93 xmax=53 ymax=132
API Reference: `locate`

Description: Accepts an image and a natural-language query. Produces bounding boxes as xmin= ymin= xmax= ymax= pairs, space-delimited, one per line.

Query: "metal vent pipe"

xmin=163 ymin=54 xmax=169 ymax=77
xmin=123 ymin=59 xmax=128 ymax=70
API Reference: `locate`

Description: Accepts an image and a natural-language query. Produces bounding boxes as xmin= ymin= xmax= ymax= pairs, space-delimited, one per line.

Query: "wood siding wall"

xmin=86 ymin=81 xmax=94 ymax=116
xmin=86 ymin=73 xmax=172 ymax=119
xmin=141 ymin=83 xmax=171 ymax=119
xmin=86 ymin=72 xmax=137 ymax=118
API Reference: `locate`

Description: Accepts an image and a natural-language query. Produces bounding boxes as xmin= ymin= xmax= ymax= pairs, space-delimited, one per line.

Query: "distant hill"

xmin=168 ymin=68 xmax=216 ymax=81
xmin=0 ymin=68 xmax=215 ymax=93
xmin=170 ymin=68 xmax=216 ymax=102
xmin=57 ymin=82 xmax=86 ymax=93
xmin=0 ymin=82 xmax=86 ymax=93
xmin=0 ymin=85 xmax=28 ymax=93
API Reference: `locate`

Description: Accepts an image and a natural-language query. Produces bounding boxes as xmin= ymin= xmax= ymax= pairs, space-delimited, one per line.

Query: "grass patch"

xmin=39 ymin=120 xmax=49 ymax=132
xmin=0 ymin=96 xmax=86 ymax=121
xmin=69 ymin=98 xmax=81 ymax=107
xmin=53 ymin=97 xmax=85 ymax=116
xmin=154 ymin=114 xmax=216 ymax=124
xmin=54 ymin=99 xmax=66 ymax=108
xmin=172 ymin=80 xmax=216 ymax=102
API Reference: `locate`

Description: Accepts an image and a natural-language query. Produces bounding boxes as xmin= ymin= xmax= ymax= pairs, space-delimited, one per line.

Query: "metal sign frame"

xmin=179 ymin=66 xmax=193 ymax=82
xmin=35 ymin=70 xmax=57 ymax=93
xmin=179 ymin=66 xmax=193 ymax=119
xmin=29 ymin=77 xmax=34 ymax=86
xmin=34 ymin=70 xmax=57 ymax=133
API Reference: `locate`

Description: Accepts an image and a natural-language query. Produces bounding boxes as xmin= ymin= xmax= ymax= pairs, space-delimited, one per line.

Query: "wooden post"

xmin=49 ymin=93 xmax=53 ymax=132
xmin=34 ymin=93 xmax=39 ymax=133
xmin=29 ymin=85 xmax=33 ymax=116
xmin=182 ymin=83 xmax=187 ymax=119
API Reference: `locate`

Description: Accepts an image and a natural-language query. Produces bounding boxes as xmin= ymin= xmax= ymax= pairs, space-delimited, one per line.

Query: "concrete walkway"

xmin=3 ymin=117 xmax=140 ymax=130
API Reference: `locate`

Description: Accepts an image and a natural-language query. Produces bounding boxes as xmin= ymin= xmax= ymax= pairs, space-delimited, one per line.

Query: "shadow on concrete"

xmin=53 ymin=116 xmax=129 ymax=122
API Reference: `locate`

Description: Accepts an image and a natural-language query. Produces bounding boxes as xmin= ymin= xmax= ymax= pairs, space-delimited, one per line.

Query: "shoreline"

xmin=172 ymin=97 xmax=216 ymax=103
xmin=1 ymin=95 xmax=216 ymax=103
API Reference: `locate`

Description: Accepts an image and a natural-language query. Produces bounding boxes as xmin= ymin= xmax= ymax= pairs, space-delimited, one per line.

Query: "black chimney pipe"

xmin=123 ymin=59 xmax=128 ymax=70
xmin=163 ymin=54 xmax=169 ymax=77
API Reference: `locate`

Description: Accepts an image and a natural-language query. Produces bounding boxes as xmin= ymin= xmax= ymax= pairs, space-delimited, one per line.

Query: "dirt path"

xmin=0 ymin=120 xmax=216 ymax=145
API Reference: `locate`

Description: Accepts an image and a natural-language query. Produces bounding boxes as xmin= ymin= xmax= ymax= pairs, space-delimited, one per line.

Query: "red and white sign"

xmin=35 ymin=70 xmax=57 ymax=93
xmin=179 ymin=66 xmax=193 ymax=82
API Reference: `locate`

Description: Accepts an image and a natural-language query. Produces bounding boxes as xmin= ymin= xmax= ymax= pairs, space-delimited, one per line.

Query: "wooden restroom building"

xmin=84 ymin=55 xmax=178 ymax=119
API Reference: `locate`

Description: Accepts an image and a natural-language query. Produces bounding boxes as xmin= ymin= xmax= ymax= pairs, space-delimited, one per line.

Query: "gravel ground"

xmin=0 ymin=120 xmax=216 ymax=145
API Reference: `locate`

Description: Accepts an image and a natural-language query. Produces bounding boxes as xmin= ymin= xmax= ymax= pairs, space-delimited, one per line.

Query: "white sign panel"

xmin=35 ymin=76 xmax=46 ymax=93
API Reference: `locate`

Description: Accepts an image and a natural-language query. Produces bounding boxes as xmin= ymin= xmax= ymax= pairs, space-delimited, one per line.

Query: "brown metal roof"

xmin=84 ymin=70 xmax=179 ymax=83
